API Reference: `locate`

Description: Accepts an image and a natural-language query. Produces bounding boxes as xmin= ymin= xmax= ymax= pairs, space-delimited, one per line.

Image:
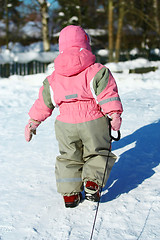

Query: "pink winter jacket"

xmin=29 ymin=47 xmax=123 ymax=124
xmin=29 ymin=26 xmax=123 ymax=124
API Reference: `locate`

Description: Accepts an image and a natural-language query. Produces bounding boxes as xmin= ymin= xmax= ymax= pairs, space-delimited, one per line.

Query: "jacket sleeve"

xmin=90 ymin=67 xmax=123 ymax=115
xmin=28 ymin=78 xmax=55 ymax=122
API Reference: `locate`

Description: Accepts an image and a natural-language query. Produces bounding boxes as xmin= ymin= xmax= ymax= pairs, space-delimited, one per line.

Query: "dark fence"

xmin=1 ymin=50 xmax=159 ymax=78
xmin=0 ymin=61 xmax=50 ymax=78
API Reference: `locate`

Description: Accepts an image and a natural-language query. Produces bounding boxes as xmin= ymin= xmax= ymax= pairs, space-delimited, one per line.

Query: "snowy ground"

xmin=0 ymin=59 xmax=160 ymax=240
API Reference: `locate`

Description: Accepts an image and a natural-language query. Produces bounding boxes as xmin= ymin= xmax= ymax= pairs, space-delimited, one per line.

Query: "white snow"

xmin=21 ymin=21 xmax=41 ymax=38
xmin=0 ymin=50 xmax=59 ymax=64
xmin=69 ymin=16 xmax=79 ymax=24
xmin=0 ymin=42 xmax=59 ymax=64
xmin=53 ymin=28 xmax=107 ymax=38
xmin=97 ymin=49 xmax=109 ymax=57
xmin=0 ymin=57 xmax=160 ymax=240
xmin=106 ymin=58 xmax=160 ymax=73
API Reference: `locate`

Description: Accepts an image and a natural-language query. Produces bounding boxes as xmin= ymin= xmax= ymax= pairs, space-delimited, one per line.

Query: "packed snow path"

xmin=0 ymin=63 xmax=160 ymax=240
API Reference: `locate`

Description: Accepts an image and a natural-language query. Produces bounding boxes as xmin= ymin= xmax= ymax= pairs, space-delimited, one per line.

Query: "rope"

xmin=89 ymin=120 xmax=121 ymax=240
xmin=89 ymin=148 xmax=111 ymax=240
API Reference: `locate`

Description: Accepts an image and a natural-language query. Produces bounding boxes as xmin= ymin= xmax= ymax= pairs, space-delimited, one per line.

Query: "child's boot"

xmin=63 ymin=193 xmax=82 ymax=208
xmin=85 ymin=181 xmax=100 ymax=202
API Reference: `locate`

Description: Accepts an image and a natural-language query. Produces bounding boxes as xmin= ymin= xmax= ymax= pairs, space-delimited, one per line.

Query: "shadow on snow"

xmin=101 ymin=120 xmax=160 ymax=203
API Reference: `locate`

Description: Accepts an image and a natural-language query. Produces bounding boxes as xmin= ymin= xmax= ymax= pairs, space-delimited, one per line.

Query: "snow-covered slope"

xmin=0 ymin=59 xmax=160 ymax=240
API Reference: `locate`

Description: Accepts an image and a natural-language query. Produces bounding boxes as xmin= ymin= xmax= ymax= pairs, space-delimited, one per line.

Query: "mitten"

xmin=110 ymin=113 xmax=122 ymax=131
xmin=25 ymin=119 xmax=41 ymax=142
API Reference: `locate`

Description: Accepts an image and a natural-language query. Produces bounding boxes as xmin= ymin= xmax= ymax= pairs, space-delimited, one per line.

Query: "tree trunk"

xmin=115 ymin=0 xmax=125 ymax=62
xmin=153 ymin=0 xmax=160 ymax=34
xmin=77 ymin=0 xmax=82 ymax=26
xmin=108 ymin=0 xmax=114 ymax=62
xmin=5 ymin=0 xmax=9 ymax=49
xmin=37 ymin=0 xmax=50 ymax=51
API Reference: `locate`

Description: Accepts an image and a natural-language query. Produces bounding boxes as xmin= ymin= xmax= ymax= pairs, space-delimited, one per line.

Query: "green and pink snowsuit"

xmin=28 ymin=26 xmax=123 ymax=196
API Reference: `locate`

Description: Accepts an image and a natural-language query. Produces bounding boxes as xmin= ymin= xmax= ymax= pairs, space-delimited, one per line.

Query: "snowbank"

xmin=0 ymin=50 xmax=58 ymax=64
xmin=0 ymin=42 xmax=59 ymax=64
xmin=106 ymin=58 xmax=160 ymax=73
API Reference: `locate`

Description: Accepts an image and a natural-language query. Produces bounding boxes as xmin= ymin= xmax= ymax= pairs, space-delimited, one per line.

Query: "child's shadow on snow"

xmin=101 ymin=120 xmax=160 ymax=203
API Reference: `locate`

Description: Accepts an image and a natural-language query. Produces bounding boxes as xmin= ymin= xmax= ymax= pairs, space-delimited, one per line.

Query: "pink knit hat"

xmin=59 ymin=25 xmax=91 ymax=52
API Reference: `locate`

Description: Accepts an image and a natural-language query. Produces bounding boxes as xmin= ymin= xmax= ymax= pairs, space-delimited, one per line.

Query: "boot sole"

xmin=85 ymin=192 xmax=100 ymax=202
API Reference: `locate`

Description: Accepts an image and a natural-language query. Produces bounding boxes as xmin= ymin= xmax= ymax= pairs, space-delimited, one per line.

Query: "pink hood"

xmin=54 ymin=25 xmax=96 ymax=76
xmin=58 ymin=25 xmax=91 ymax=52
xmin=54 ymin=47 xmax=96 ymax=76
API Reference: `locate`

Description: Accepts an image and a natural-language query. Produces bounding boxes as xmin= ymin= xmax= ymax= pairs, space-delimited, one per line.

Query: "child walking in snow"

xmin=25 ymin=25 xmax=123 ymax=208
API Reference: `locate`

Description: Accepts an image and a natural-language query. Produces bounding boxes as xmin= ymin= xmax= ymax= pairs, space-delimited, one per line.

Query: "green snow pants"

xmin=54 ymin=116 xmax=117 ymax=196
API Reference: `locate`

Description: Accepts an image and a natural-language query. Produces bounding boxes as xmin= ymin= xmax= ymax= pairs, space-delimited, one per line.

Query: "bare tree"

xmin=107 ymin=0 xmax=125 ymax=62
xmin=2 ymin=0 xmax=22 ymax=49
xmin=36 ymin=0 xmax=50 ymax=51
xmin=108 ymin=0 xmax=114 ymax=62
xmin=107 ymin=0 xmax=160 ymax=62
xmin=115 ymin=0 xmax=125 ymax=62
xmin=5 ymin=0 xmax=9 ymax=49
xmin=153 ymin=0 xmax=160 ymax=34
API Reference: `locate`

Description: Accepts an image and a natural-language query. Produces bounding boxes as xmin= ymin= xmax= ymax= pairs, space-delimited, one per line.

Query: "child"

xmin=25 ymin=25 xmax=123 ymax=208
